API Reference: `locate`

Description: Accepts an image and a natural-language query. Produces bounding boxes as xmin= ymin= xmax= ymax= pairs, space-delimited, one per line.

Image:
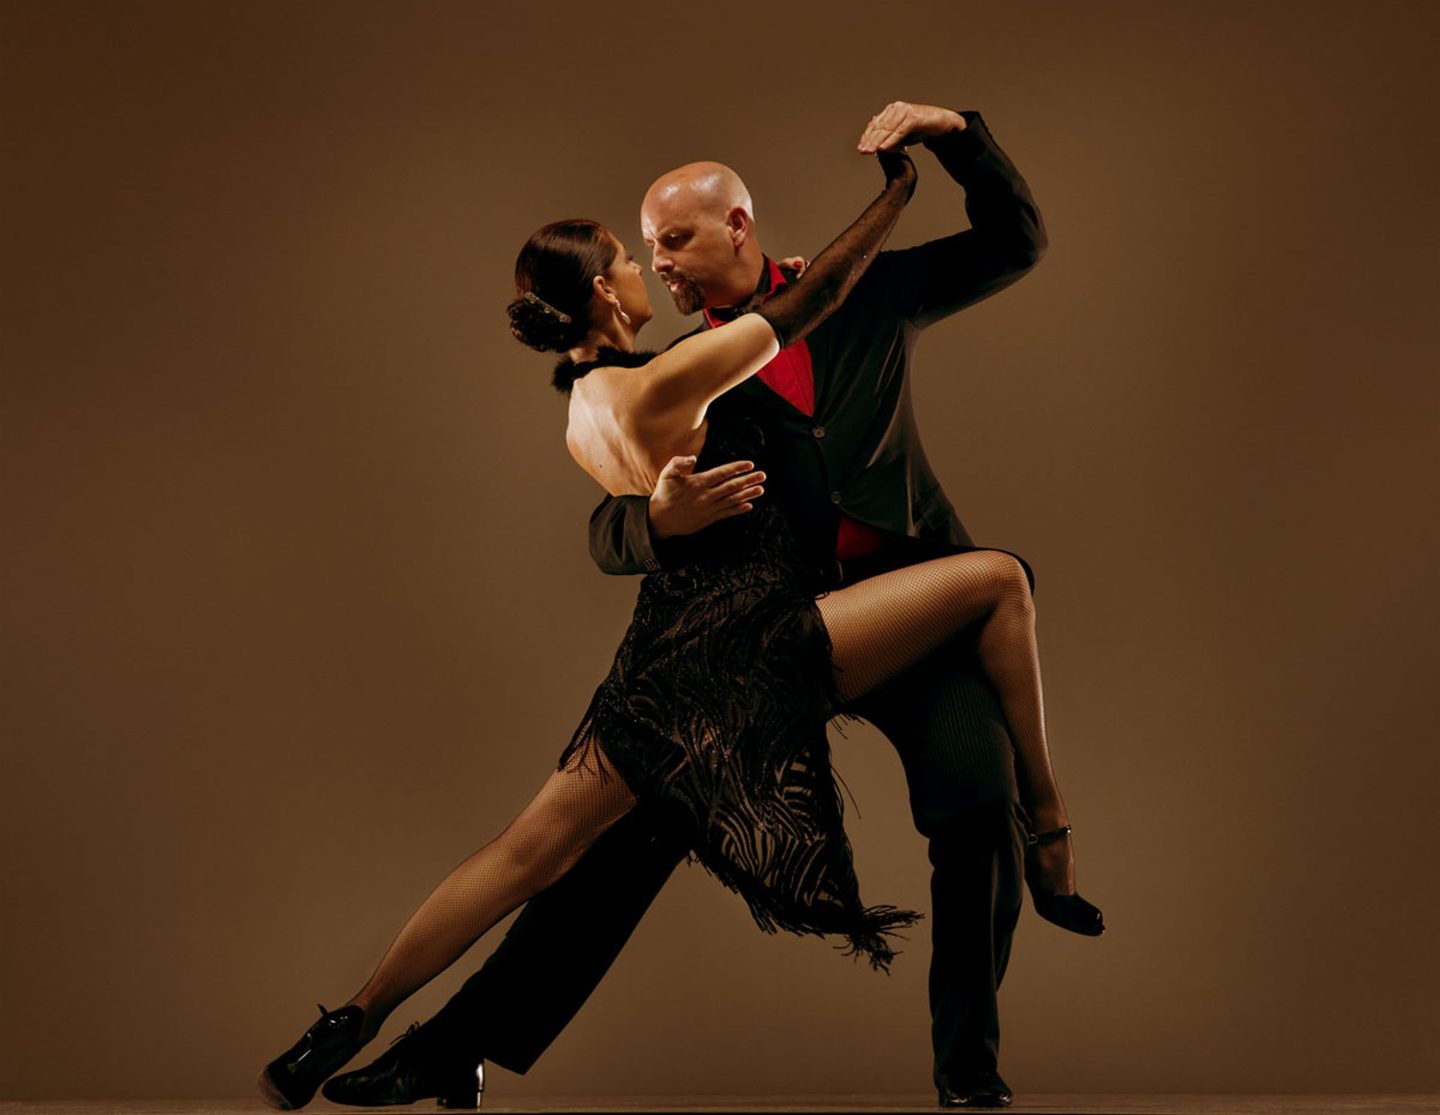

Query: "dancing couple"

xmin=258 ymin=100 xmax=1102 ymax=1112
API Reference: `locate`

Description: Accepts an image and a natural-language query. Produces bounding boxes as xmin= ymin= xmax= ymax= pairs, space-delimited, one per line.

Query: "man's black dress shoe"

xmin=257 ymin=1002 xmax=367 ymax=1110
xmin=322 ymin=1020 xmax=486 ymax=1109
xmin=938 ymin=1069 xmax=1013 ymax=1107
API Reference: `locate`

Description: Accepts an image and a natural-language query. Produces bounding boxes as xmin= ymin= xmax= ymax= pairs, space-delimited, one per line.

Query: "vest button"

xmin=811 ymin=425 xmax=826 ymax=439
xmin=830 ymin=491 xmax=842 ymax=505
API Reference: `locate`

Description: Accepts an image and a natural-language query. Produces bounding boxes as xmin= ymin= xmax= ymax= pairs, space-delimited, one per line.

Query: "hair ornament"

xmin=523 ymin=291 xmax=572 ymax=323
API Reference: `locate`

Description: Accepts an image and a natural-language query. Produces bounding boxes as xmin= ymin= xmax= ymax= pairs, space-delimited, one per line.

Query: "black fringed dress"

xmin=556 ymin=348 xmax=919 ymax=971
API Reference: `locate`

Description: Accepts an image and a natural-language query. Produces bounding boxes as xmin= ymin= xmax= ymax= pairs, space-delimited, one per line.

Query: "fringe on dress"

xmin=557 ymin=415 xmax=921 ymax=970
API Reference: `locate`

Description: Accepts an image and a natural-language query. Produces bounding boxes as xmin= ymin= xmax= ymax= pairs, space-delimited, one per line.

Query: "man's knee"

xmin=926 ymin=801 xmax=1026 ymax=935
xmin=931 ymin=796 xmax=1023 ymax=839
xmin=890 ymin=736 xmax=1020 ymax=839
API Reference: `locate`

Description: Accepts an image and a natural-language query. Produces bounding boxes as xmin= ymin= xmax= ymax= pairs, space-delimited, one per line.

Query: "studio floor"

xmin=1 ymin=1098 xmax=1437 ymax=1114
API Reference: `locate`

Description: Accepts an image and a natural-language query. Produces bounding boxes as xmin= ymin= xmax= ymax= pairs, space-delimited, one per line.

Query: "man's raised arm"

xmin=859 ymin=102 xmax=1047 ymax=327
xmin=587 ymin=457 xmax=767 ymax=576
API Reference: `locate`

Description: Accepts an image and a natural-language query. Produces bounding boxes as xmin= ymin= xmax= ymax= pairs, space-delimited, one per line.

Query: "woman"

xmin=260 ymin=145 xmax=1100 ymax=1111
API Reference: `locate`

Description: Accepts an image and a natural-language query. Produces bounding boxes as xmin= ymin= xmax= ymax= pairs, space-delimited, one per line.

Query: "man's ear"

xmin=726 ymin=207 xmax=752 ymax=250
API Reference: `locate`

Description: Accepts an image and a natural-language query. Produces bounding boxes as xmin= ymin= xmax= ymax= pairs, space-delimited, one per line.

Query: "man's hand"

xmin=648 ymin=456 xmax=766 ymax=540
xmin=857 ymin=101 xmax=966 ymax=154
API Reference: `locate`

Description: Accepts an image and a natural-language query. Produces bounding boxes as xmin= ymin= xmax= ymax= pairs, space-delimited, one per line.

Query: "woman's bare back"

xmin=566 ymin=360 xmax=709 ymax=497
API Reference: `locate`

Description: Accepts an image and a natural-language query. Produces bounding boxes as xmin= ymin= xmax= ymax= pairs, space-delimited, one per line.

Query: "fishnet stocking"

xmin=343 ymin=746 xmax=636 ymax=1041
xmin=816 ymin=549 xmax=1076 ymax=895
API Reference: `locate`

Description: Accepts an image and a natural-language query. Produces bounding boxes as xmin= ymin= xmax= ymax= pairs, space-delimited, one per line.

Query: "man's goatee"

xmin=666 ymin=274 xmax=707 ymax=315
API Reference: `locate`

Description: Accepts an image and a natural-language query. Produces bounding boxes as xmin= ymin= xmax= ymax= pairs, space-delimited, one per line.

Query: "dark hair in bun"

xmin=507 ymin=219 xmax=616 ymax=353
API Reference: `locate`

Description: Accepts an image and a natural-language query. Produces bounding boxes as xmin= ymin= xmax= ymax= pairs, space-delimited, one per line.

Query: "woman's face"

xmin=605 ymin=236 xmax=653 ymax=332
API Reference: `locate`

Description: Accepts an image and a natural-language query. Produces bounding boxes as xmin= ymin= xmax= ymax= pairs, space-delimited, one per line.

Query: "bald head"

xmin=642 ymin=161 xmax=754 ymax=224
xmin=640 ymin=161 xmax=766 ymax=313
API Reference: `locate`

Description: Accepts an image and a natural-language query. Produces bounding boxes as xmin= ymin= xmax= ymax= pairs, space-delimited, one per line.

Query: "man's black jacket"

xmin=587 ymin=110 xmax=1046 ymax=580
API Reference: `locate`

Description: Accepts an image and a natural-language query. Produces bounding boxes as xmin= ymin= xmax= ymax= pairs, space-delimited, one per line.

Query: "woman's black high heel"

xmin=1025 ymin=825 xmax=1105 ymax=936
xmin=257 ymin=1001 xmax=368 ymax=1110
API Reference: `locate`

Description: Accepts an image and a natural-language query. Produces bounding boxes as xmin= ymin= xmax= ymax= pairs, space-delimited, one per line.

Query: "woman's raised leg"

xmin=816 ymin=550 xmax=1077 ymax=896
xmin=341 ymin=745 xmax=637 ymax=1042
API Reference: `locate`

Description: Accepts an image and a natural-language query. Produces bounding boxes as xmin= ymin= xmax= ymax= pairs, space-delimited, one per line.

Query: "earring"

xmin=617 ymin=306 xmax=632 ymax=326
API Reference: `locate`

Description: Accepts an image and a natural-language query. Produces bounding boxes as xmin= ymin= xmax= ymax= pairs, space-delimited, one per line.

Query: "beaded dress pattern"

xmin=558 ymin=350 xmax=919 ymax=970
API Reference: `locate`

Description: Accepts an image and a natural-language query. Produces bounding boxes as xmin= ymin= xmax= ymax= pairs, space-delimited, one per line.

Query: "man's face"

xmin=640 ymin=193 xmax=742 ymax=314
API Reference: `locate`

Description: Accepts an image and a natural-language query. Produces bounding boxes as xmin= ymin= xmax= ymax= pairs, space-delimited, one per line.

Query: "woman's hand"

xmin=647 ymin=456 xmax=766 ymax=540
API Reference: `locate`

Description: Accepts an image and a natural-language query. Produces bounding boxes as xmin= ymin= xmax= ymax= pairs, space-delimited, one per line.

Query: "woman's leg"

xmin=816 ymin=550 xmax=1076 ymax=894
xmin=341 ymin=745 xmax=637 ymax=1042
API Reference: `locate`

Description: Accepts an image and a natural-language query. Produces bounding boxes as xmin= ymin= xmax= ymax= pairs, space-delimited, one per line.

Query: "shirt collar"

xmin=703 ymin=256 xmax=789 ymax=329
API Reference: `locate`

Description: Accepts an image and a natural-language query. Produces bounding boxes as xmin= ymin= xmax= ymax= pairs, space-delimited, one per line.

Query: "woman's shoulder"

xmin=553 ymin=346 xmax=658 ymax=394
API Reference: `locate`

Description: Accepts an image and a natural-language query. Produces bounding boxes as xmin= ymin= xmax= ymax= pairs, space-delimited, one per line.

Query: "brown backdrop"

xmin=4 ymin=0 xmax=1438 ymax=1102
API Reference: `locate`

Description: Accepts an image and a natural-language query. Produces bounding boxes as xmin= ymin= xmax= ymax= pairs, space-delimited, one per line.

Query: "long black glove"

xmin=756 ymin=150 xmax=917 ymax=349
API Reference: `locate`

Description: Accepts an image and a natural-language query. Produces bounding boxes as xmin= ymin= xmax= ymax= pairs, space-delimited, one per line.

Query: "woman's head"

xmin=506 ymin=219 xmax=652 ymax=353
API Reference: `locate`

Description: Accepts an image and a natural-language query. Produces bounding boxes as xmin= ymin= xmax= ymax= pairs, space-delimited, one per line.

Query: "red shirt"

xmin=704 ymin=259 xmax=890 ymax=562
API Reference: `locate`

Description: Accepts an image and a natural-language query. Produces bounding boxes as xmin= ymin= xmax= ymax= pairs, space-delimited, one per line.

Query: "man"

xmin=326 ymin=100 xmax=1047 ymax=1109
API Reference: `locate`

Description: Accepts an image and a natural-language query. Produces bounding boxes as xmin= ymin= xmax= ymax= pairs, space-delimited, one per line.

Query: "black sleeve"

xmin=587 ymin=494 xmax=665 ymax=575
xmin=756 ymin=149 xmax=915 ymax=348
xmin=585 ymin=324 xmax=707 ymax=576
xmin=871 ymin=110 xmax=1047 ymax=328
